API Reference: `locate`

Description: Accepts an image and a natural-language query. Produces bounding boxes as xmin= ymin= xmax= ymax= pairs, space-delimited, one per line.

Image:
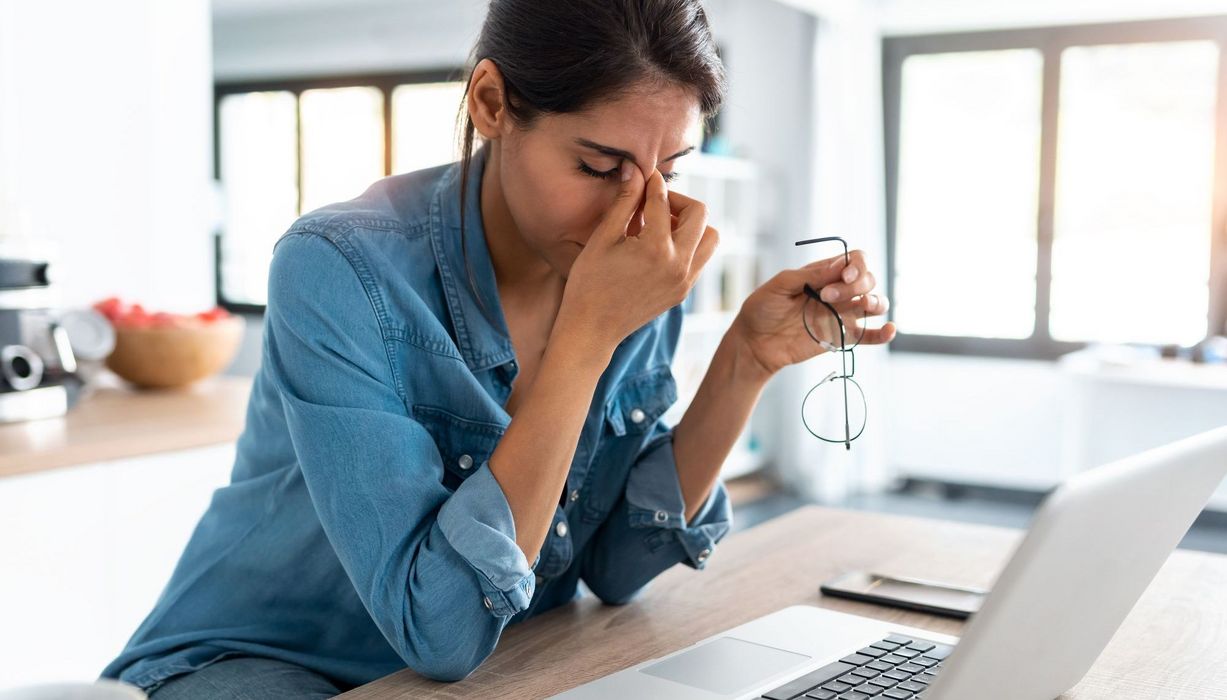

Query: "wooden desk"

xmin=0 ymin=373 xmax=252 ymax=479
xmin=340 ymin=505 xmax=1227 ymax=699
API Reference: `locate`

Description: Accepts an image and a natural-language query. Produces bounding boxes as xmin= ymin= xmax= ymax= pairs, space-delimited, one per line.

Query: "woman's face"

xmin=490 ymin=80 xmax=703 ymax=277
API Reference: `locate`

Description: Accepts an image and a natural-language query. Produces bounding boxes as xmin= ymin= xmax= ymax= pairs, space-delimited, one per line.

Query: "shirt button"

xmin=458 ymin=454 xmax=474 ymax=470
xmin=569 ymin=489 xmax=580 ymax=502
xmin=535 ymin=574 xmax=544 ymax=586
xmin=654 ymin=510 xmax=669 ymax=523
xmin=555 ymin=521 xmax=569 ymax=537
xmin=697 ymin=547 xmax=712 ymax=563
xmin=482 ymin=595 xmax=493 ymax=610
xmin=629 ymin=407 xmax=647 ymax=424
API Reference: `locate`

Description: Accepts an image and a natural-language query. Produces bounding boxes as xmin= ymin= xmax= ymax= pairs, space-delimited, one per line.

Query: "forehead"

xmin=547 ymin=83 xmax=703 ymax=158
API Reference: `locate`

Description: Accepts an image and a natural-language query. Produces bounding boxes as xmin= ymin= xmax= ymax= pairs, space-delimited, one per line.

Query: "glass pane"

xmin=391 ymin=81 xmax=466 ymax=174
xmin=894 ymin=49 xmax=1043 ymax=338
xmin=300 ymin=86 xmax=385 ymax=214
xmin=218 ymin=91 xmax=298 ymax=306
xmin=1052 ymin=41 xmax=1218 ymax=346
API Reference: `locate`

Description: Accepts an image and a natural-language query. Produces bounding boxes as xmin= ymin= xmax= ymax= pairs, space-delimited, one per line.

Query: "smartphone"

xmin=820 ymin=571 xmax=988 ymax=619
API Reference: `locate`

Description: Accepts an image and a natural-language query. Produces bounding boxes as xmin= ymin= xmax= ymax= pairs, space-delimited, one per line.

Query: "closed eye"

xmin=577 ymin=159 xmax=679 ymax=183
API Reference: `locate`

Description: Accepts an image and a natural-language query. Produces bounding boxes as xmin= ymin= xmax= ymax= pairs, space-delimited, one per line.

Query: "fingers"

xmin=835 ymin=291 xmax=890 ymax=318
xmin=666 ymin=188 xmax=708 ymax=255
xmin=689 ymin=225 xmax=720 ymax=281
xmin=641 ymin=168 xmax=672 ymax=242
xmin=592 ymin=161 xmax=646 ymax=245
xmin=846 ymin=321 xmax=897 ymax=346
xmin=782 ymin=249 xmax=869 ymax=294
xmin=817 ymin=251 xmax=875 ymax=303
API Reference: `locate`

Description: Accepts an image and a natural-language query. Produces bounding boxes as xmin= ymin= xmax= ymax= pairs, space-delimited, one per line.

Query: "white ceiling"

xmin=211 ymin=0 xmax=431 ymax=20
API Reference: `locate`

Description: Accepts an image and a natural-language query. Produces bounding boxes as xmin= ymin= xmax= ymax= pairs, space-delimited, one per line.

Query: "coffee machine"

xmin=0 ymin=256 xmax=108 ymax=423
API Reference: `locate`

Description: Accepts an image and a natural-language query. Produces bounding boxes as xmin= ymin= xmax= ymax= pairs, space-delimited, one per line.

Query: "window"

xmin=214 ymin=71 xmax=466 ymax=311
xmin=884 ymin=18 xmax=1227 ymax=358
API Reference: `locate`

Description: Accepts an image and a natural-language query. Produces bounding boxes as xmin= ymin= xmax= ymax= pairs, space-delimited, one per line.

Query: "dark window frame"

xmin=883 ymin=15 xmax=1227 ymax=360
xmin=212 ymin=68 xmax=467 ymax=314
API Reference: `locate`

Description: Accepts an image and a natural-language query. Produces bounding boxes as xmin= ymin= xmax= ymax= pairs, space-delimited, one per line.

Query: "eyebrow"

xmin=574 ymin=138 xmax=694 ymax=165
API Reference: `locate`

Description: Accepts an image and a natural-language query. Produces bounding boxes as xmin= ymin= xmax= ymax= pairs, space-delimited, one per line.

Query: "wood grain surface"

xmin=0 ymin=373 xmax=251 ymax=479
xmin=339 ymin=505 xmax=1227 ymax=699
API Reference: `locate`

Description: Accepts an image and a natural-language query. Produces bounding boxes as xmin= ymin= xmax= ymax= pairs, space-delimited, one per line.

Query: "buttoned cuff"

xmin=436 ymin=460 xmax=537 ymax=617
xmin=624 ymin=433 xmax=733 ymax=570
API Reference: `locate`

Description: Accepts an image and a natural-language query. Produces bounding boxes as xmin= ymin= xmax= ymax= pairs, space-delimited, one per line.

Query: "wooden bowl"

xmin=104 ymin=316 xmax=245 ymax=389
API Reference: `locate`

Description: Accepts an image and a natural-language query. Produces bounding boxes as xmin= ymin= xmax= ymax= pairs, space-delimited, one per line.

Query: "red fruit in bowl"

xmin=93 ymin=297 xmax=126 ymax=321
xmin=150 ymin=312 xmax=178 ymax=328
xmin=198 ymin=307 xmax=231 ymax=323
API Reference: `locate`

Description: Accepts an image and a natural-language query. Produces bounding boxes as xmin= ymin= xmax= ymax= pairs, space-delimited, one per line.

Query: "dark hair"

xmin=453 ymin=0 xmax=727 ymax=316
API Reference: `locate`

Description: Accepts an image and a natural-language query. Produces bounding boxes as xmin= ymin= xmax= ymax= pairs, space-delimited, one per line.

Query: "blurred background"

xmin=2 ymin=0 xmax=1226 ymax=689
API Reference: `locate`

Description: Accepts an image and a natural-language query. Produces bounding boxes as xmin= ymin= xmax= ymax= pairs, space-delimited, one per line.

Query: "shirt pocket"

xmin=412 ymin=405 xmax=506 ymax=491
xmin=581 ymin=364 xmax=679 ymax=524
xmin=603 ymin=364 xmax=678 ymax=437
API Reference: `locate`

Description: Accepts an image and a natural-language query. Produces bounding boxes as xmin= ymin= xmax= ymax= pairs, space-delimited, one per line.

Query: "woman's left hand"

xmin=730 ymin=249 xmax=897 ymax=379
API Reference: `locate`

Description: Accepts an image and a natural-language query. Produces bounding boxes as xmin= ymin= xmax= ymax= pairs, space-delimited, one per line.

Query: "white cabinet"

xmin=1058 ymin=352 xmax=1227 ymax=511
xmin=0 ymin=444 xmax=235 ymax=690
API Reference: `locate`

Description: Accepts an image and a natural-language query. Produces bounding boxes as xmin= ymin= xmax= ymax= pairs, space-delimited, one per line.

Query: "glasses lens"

xmin=801 ymin=370 xmax=867 ymax=445
xmin=803 ymin=291 xmax=869 ymax=351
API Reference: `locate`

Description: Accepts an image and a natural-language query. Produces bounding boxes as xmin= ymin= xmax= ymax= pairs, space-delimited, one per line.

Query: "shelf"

xmin=674 ymin=153 xmax=758 ymax=181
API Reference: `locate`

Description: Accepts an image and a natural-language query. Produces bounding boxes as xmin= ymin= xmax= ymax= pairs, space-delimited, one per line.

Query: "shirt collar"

xmin=429 ymin=143 xmax=517 ymax=373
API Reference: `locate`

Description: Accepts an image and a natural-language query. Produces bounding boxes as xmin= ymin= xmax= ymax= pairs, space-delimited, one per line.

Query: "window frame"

xmin=212 ymin=68 xmax=467 ymax=314
xmin=883 ymin=16 xmax=1227 ymax=359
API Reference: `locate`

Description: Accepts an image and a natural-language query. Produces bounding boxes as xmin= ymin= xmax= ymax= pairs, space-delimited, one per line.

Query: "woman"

xmin=100 ymin=0 xmax=895 ymax=697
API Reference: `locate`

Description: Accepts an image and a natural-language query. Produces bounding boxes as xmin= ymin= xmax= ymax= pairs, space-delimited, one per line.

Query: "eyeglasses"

xmin=795 ymin=236 xmax=867 ymax=451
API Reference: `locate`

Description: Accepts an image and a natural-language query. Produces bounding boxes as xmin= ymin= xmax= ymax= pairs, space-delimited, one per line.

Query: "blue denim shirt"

xmin=99 ymin=143 xmax=732 ymax=691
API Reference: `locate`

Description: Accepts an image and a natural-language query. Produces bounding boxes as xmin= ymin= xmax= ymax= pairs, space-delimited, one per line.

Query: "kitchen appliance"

xmin=0 ymin=255 xmax=111 ymax=423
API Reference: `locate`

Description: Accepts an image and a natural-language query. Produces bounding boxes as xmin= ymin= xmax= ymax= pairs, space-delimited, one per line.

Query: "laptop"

xmin=553 ymin=425 xmax=1227 ymax=700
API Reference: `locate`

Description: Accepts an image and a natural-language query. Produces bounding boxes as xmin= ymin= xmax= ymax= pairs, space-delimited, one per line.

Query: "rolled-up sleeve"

xmin=581 ymin=421 xmax=733 ymax=605
xmin=265 ymin=230 xmax=532 ymax=681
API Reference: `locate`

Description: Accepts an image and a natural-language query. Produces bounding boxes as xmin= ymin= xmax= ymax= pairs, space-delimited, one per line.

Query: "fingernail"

xmin=843 ymin=266 xmax=858 ymax=283
xmin=621 ymin=161 xmax=633 ymax=182
xmin=822 ymin=287 xmax=839 ymax=303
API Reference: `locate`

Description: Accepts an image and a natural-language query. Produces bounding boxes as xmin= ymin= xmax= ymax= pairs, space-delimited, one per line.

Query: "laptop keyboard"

xmin=757 ymin=633 xmax=954 ymax=700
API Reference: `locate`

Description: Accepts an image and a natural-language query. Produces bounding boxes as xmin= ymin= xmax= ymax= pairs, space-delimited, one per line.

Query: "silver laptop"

xmin=554 ymin=425 xmax=1227 ymax=700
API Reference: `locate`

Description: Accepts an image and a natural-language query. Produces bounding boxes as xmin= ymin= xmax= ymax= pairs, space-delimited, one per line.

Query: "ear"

xmin=467 ymin=58 xmax=511 ymax=141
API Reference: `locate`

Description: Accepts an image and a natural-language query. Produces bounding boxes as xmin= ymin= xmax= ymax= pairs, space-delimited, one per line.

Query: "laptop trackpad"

xmin=639 ymin=636 xmax=811 ymax=695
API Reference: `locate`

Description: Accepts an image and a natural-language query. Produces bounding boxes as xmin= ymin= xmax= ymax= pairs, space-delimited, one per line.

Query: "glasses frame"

xmin=795 ymin=236 xmax=868 ymax=450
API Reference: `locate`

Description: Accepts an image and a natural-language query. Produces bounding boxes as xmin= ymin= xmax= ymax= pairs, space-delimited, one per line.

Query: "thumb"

xmin=592 ymin=161 xmax=644 ymax=245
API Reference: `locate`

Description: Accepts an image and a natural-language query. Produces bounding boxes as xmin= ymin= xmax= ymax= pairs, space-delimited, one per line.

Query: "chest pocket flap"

xmin=412 ymin=405 xmax=506 ymax=485
xmin=604 ymin=364 xmax=678 ymax=437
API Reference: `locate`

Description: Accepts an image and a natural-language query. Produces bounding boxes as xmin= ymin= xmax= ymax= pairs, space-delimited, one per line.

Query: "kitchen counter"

xmin=0 ymin=372 xmax=253 ymax=479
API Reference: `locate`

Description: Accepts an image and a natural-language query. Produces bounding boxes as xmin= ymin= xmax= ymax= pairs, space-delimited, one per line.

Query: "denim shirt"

xmin=99 ymin=143 xmax=732 ymax=691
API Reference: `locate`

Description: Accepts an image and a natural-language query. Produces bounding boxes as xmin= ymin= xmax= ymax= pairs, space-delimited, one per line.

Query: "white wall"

xmin=0 ymin=0 xmax=216 ymax=314
xmin=212 ymin=0 xmax=487 ymax=81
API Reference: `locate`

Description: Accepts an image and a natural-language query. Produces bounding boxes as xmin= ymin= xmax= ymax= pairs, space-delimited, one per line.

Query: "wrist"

xmin=718 ymin=317 xmax=775 ymax=388
xmin=549 ymin=303 xmax=618 ymax=372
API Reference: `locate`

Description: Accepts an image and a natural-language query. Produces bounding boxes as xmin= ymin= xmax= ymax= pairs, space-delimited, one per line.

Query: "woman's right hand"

xmin=558 ymin=161 xmax=720 ymax=354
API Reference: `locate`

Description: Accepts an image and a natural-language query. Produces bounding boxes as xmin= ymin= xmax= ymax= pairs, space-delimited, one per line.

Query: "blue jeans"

xmin=147 ymin=656 xmax=351 ymax=699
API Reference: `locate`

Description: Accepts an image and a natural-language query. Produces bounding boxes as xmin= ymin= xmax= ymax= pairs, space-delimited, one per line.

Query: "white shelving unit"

xmin=663 ymin=152 xmax=770 ymax=481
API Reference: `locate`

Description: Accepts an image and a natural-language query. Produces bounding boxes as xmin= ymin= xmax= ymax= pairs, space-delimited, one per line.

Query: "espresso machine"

xmin=0 ymin=255 xmax=113 ymax=423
